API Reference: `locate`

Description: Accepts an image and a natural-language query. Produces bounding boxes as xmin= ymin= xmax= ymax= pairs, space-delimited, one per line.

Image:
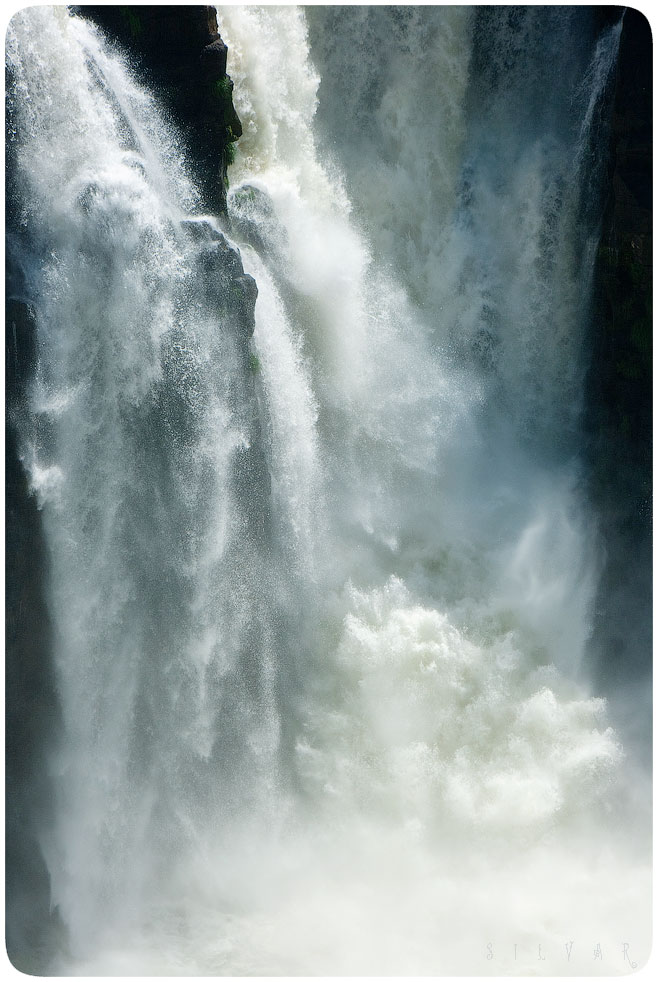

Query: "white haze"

xmin=6 ymin=4 xmax=651 ymax=976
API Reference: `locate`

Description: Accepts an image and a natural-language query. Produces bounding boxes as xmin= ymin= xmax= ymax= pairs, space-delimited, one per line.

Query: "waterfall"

xmin=6 ymin=5 xmax=650 ymax=975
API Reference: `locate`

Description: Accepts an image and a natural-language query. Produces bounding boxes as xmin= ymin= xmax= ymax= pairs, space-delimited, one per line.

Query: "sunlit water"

xmin=6 ymin=5 xmax=650 ymax=975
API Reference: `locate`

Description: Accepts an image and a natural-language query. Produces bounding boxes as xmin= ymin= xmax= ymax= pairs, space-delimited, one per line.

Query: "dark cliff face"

xmin=589 ymin=6 xmax=651 ymax=497
xmin=5 ymin=300 xmax=64 ymax=972
xmin=6 ymin=47 xmax=62 ymax=967
xmin=586 ymin=7 xmax=652 ymax=740
xmin=77 ymin=4 xmax=242 ymax=212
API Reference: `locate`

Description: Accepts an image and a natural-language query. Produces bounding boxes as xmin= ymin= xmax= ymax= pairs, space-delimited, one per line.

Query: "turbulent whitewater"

xmin=5 ymin=5 xmax=651 ymax=976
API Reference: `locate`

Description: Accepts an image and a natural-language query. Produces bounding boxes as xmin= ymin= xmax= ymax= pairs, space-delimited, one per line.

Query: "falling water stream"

xmin=5 ymin=5 xmax=651 ymax=975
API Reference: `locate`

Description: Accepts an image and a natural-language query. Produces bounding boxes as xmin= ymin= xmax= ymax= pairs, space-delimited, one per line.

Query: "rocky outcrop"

xmin=78 ymin=5 xmax=242 ymax=212
xmin=229 ymin=184 xmax=284 ymax=255
xmin=179 ymin=218 xmax=258 ymax=338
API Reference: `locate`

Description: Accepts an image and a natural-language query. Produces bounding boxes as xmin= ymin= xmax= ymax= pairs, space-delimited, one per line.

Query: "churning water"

xmin=5 ymin=5 xmax=651 ymax=975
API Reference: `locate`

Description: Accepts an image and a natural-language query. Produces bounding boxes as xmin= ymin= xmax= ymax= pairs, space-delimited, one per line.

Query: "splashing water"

xmin=6 ymin=4 xmax=649 ymax=975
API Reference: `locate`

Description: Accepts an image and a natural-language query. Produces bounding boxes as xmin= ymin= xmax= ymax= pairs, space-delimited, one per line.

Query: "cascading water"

xmin=5 ymin=5 xmax=651 ymax=976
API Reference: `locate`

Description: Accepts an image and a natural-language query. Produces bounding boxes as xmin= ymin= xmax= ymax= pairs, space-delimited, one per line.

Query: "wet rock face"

xmin=180 ymin=219 xmax=258 ymax=337
xmin=172 ymin=217 xmax=268 ymax=537
xmin=79 ymin=5 xmax=242 ymax=212
xmin=588 ymin=7 xmax=652 ymax=526
xmin=228 ymin=184 xmax=285 ymax=256
xmin=585 ymin=8 xmax=652 ymax=706
xmin=5 ymin=297 xmax=64 ymax=973
xmin=200 ymin=37 xmax=228 ymax=80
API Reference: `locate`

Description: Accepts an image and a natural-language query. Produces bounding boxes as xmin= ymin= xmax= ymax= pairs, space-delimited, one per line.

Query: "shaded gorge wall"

xmin=586 ymin=6 xmax=652 ymax=753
